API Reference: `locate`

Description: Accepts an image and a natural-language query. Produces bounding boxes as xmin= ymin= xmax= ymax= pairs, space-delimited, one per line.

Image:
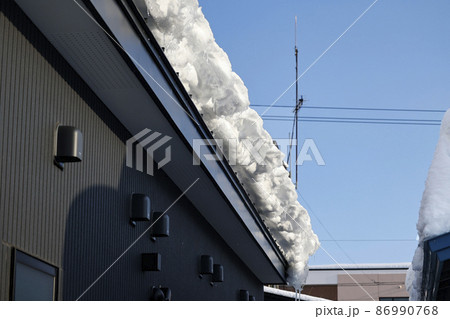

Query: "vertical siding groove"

xmin=0 ymin=3 xmax=6 ymax=300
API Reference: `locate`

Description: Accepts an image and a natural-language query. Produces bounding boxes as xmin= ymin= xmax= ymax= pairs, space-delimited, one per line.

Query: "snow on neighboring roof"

xmin=264 ymin=286 xmax=330 ymax=301
xmin=407 ymin=109 xmax=450 ymax=300
xmin=309 ymin=263 xmax=411 ymax=270
xmin=145 ymin=0 xmax=319 ymax=288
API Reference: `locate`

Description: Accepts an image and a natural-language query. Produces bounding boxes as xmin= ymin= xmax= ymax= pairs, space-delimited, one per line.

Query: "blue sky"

xmin=198 ymin=0 xmax=450 ymax=265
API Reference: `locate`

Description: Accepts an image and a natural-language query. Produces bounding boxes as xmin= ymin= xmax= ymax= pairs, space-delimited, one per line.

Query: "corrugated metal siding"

xmin=0 ymin=0 xmax=263 ymax=301
xmin=0 ymin=0 xmax=132 ymax=299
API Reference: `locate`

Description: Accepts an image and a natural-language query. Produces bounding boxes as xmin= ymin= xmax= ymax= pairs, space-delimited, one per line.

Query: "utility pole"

xmin=294 ymin=16 xmax=303 ymax=190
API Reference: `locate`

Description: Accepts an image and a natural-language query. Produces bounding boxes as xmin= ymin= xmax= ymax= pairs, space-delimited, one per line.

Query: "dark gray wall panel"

xmin=0 ymin=0 xmax=262 ymax=300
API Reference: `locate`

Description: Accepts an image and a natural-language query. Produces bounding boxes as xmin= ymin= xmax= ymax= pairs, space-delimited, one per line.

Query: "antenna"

xmin=295 ymin=16 xmax=297 ymax=48
xmin=294 ymin=16 xmax=303 ymax=190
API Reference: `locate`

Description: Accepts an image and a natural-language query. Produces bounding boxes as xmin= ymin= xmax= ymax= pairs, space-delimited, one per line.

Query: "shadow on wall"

xmin=62 ymin=162 xmax=158 ymax=301
xmin=0 ymin=0 xmax=159 ymax=302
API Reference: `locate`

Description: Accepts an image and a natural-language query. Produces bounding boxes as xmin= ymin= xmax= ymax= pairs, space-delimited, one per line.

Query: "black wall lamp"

xmin=54 ymin=124 xmax=83 ymax=170
xmin=151 ymin=212 xmax=169 ymax=240
xmin=199 ymin=256 xmax=224 ymax=285
xmin=130 ymin=193 xmax=151 ymax=226
xmin=240 ymin=290 xmax=249 ymax=301
xmin=142 ymin=253 xmax=161 ymax=271
xmin=161 ymin=287 xmax=172 ymax=301
xmin=211 ymin=264 xmax=224 ymax=284
xmin=151 ymin=287 xmax=165 ymax=301
xmin=199 ymin=255 xmax=213 ymax=278
xmin=150 ymin=286 xmax=171 ymax=301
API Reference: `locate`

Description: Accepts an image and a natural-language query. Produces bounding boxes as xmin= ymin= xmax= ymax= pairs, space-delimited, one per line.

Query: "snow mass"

xmin=145 ymin=0 xmax=319 ymax=288
xmin=406 ymin=109 xmax=450 ymax=300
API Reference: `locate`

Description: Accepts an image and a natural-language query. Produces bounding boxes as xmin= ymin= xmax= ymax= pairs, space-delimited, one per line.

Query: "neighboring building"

xmin=0 ymin=0 xmax=289 ymax=300
xmin=303 ymin=264 xmax=410 ymax=301
xmin=420 ymin=232 xmax=450 ymax=300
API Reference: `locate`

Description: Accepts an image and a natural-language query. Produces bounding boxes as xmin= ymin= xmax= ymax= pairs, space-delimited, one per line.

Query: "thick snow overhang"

xmin=14 ymin=0 xmax=287 ymax=284
xmin=421 ymin=232 xmax=450 ymax=300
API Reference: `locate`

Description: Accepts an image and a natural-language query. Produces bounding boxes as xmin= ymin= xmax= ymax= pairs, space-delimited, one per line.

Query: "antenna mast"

xmin=294 ymin=16 xmax=303 ymax=190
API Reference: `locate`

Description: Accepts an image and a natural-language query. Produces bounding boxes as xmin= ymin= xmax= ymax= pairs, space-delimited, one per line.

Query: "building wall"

xmin=338 ymin=273 xmax=408 ymax=301
xmin=302 ymin=285 xmax=338 ymax=301
xmin=0 ymin=0 xmax=262 ymax=301
xmin=304 ymin=267 xmax=409 ymax=301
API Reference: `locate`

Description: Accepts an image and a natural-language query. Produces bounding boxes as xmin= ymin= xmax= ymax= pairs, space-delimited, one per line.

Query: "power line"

xmin=263 ymin=115 xmax=441 ymax=122
xmin=251 ymin=104 xmax=447 ymax=113
xmin=298 ymin=192 xmax=360 ymax=266
xmin=320 ymin=239 xmax=417 ymax=242
xmin=262 ymin=118 xmax=441 ymax=126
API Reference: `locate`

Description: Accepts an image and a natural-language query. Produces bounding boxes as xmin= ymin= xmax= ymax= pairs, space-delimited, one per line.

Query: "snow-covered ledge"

xmin=407 ymin=109 xmax=450 ymax=300
xmin=264 ymin=286 xmax=330 ymax=301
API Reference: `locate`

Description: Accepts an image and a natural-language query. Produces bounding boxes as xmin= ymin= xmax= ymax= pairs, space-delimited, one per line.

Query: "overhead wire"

xmin=255 ymin=105 xmax=443 ymax=125
xmin=262 ymin=115 xmax=441 ymax=122
xmin=320 ymin=239 xmax=417 ymax=242
xmin=251 ymin=104 xmax=447 ymax=113
xmin=262 ymin=118 xmax=441 ymax=126
xmin=298 ymin=192 xmax=360 ymax=266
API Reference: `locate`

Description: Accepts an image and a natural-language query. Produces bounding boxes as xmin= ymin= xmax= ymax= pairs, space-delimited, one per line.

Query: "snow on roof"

xmin=407 ymin=109 xmax=450 ymax=300
xmin=145 ymin=0 xmax=319 ymax=288
xmin=264 ymin=286 xmax=330 ymax=301
xmin=309 ymin=263 xmax=411 ymax=270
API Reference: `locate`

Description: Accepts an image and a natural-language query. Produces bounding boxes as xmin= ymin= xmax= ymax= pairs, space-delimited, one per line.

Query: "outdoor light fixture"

xmin=240 ymin=290 xmax=249 ymax=301
xmin=130 ymin=193 xmax=151 ymax=226
xmin=151 ymin=212 xmax=169 ymax=240
xmin=161 ymin=287 xmax=172 ymax=301
xmin=199 ymin=255 xmax=213 ymax=278
xmin=142 ymin=253 xmax=161 ymax=271
xmin=53 ymin=124 xmax=83 ymax=170
xmin=211 ymin=264 xmax=224 ymax=283
xmin=150 ymin=287 xmax=165 ymax=301
xmin=150 ymin=286 xmax=171 ymax=301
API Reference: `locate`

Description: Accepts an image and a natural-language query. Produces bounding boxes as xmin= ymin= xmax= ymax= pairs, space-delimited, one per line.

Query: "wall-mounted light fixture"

xmin=240 ymin=290 xmax=249 ymax=301
xmin=130 ymin=193 xmax=151 ymax=226
xmin=150 ymin=286 xmax=171 ymax=301
xmin=53 ymin=124 xmax=83 ymax=170
xmin=161 ymin=287 xmax=172 ymax=301
xmin=142 ymin=253 xmax=161 ymax=271
xmin=150 ymin=287 xmax=165 ymax=301
xmin=199 ymin=255 xmax=213 ymax=278
xmin=211 ymin=264 xmax=224 ymax=283
xmin=151 ymin=212 xmax=169 ymax=240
